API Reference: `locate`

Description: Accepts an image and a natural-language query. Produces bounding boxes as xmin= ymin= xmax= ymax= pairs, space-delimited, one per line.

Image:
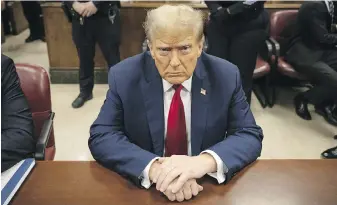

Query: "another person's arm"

xmin=205 ymin=1 xmax=223 ymax=15
xmin=1 ymin=55 xmax=35 ymax=172
xmin=205 ymin=1 xmax=265 ymax=22
xmin=304 ymin=3 xmax=337 ymax=46
xmin=89 ymin=69 xmax=158 ymax=187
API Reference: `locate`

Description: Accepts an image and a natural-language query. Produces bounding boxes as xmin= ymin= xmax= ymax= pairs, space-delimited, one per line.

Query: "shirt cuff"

xmin=140 ymin=157 xmax=160 ymax=189
xmin=201 ymin=150 xmax=227 ymax=184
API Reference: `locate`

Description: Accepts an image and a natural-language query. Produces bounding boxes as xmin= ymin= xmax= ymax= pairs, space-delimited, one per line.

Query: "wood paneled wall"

xmin=41 ymin=1 xmax=301 ymax=83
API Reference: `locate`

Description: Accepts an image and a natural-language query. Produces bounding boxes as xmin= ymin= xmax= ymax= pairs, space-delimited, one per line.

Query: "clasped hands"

xmin=149 ymin=154 xmax=217 ymax=202
xmin=72 ymin=1 xmax=98 ymax=17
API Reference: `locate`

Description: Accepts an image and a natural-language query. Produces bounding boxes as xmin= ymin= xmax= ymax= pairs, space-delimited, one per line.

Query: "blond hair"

xmin=144 ymin=4 xmax=204 ymax=42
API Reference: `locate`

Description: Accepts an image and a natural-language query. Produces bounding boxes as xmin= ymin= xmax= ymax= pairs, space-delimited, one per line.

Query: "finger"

xmin=153 ymin=160 xmax=170 ymax=183
xmin=172 ymin=173 xmax=190 ymax=194
xmin=78 ymin=7 xmax=85 ymax=16
xmin=155 ymin=165 xmax=174 ymax=190
xmin=86 ymin=11 xmax=91 ymax=17
xmin=190 ymin=182 xmax=199 ymax=196
xmin=81 ymin=9 xmax=87 ymax=17
xmin=182 ymin=184 xmax=192 ymax=200
xmin=159 ymin=168 xmax=181 ymax=192
xmin=165 ymin=191 xmax=176 ymax=202
xmin=175 ymin=190 xmax=184 ymax=202
xmin=158 ymin=157 xmax=167 ymax=163
xmin=198 ymin=185 xmax=203 ymax=191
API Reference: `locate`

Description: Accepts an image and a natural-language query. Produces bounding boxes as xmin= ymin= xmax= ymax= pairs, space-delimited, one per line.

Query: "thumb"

xmin=158 ymin=157 xmax=166 ymax=163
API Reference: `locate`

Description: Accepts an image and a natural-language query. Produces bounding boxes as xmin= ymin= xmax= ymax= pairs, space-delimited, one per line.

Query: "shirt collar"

xmin=162 ymin=76 xmax=192 ymax=93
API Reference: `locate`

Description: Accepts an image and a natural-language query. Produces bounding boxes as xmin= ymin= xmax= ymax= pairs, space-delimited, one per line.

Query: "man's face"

xmin=149 ymin=32 xmax=203 ymax=85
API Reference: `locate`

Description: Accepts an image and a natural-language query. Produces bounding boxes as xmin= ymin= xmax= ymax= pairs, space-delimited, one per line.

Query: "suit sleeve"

xmin=63 ymin=1 xmax=74 ymax=9
xmin=207 ymin=68 xmax=263 ymax=183
xmin=92 ymin=1 xmax=121 ymax=11
xmin=1 ymin=57 xmax=35 ymax=172
xmin=89 ymin=70 xmax=158 ymax=187
xmin=304 ymin=4 xmax=337 ymax=46
xmin=206 ymin=1 xmax=265 ymax=16
xmin=205 ymin=1 xmax=222 ymax=14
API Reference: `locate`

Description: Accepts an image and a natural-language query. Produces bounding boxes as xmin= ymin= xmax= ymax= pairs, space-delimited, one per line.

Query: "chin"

xmin=166 ymin=77 xmax=185 ymax=85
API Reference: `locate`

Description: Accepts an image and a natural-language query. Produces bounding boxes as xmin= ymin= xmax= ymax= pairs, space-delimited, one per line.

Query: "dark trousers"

xmin=206 ymin=19 xmax=266 ymax=104
xmin=297 ymin=50 xmax=337 ymax=105
xmin=1 ymin=4 xmax=11 ymax=35
xmin=21 ymin=1 xmax=45 ymax=38
xmin=72 ymin=14 xmax=121 ymax=94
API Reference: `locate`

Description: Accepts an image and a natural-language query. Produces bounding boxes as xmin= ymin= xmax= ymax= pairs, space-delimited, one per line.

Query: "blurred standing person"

xmin=205 ymin=1 xmax=269 ymax=104
xmin=63 ymin=1 xmax=121 ymax=108
xmin=21 ymin=1 xmax=45 ymax=42
xmin=2 ymin=1 xmax=11 ymax=36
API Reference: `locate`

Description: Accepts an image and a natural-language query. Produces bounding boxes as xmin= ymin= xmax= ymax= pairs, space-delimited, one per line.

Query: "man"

xmin=1 ymin=54 xmax=35 ymax=172
xmin=285 ymin=1 xmax=337 ymax=125
xmin=205 ymin=1 xmax=269 ymax=104
xmin=21 ymin=1 xmax=45 ymax=42
xmin=89 ymin=5 xmax=263 ymax=202
xmin=63 ymin=1 xmax=121 ymax=108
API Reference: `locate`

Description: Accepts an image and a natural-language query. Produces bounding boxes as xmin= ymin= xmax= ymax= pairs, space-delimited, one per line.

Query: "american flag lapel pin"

xmin=200 ymin=88 xmax=206 ymax=95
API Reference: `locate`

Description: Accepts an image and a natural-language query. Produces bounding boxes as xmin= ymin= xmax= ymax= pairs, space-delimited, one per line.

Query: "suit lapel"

xmin=191 ymin=56 xmax=210 ymax=156
xmin=141 ymin=52 xmax=165 ymax=156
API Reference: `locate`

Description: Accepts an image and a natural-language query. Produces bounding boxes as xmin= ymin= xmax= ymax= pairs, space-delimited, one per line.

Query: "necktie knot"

xmin=172 ymin=84 xmax=183 ymax=92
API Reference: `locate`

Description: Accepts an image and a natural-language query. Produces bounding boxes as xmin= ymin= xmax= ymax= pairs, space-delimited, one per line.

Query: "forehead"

xmin=153 ymin=28 xmax=198 ymax=47
xmin=154 ymin=35 xmax=197 ymax=47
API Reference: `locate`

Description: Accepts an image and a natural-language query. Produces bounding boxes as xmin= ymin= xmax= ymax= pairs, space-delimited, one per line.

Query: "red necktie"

xmin=165 ymin=84 xmax=188 ymax=157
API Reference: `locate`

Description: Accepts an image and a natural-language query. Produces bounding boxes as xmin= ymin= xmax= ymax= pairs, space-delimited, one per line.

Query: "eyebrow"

xmin=156 ymin=44 xmax=192 ymax=49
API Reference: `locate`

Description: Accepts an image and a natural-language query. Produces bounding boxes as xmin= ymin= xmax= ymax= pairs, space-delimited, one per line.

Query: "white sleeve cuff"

xmin=140 ymin=157 xmax=160 ymax=189
xmin=201 ymin=150 xmax=226 ymax=184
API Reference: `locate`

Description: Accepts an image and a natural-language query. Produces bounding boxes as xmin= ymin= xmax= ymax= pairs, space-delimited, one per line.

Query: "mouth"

xmin=167 ymin=73 xmax=182 ymax=77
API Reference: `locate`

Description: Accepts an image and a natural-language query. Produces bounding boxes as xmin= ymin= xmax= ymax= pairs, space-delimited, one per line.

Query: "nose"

xmin=169 ymin=50 xmax=181 ymax=68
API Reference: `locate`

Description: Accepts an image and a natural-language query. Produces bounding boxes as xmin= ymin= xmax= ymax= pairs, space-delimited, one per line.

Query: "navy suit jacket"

xmin=89 ymin=51 xmax=263 ymax=186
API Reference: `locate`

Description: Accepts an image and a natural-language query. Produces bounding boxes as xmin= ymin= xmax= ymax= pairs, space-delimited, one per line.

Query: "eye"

xmin=179 ymin=46 xmax=191 ymax=54
xmin=159 ymin=47 xmax=171 ymax=52
xmin=181 ymin=46 xmax=190 ymax=50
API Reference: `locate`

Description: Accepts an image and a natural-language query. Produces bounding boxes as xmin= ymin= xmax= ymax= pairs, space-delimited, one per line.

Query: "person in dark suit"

xmin=285 ymin=1 xmax=337 ymax=125
xmin=63 ymin=1 xmax=121 ymax=108
xmin=21 ymin=1 xmax=45 ymax=42
xmin=205 ymin=1 xmax=269 ymax=104
xmin=89 ymin=5 xmax=263 ymax=202
xmin=1 ymin=54 xmax=35 ymax=172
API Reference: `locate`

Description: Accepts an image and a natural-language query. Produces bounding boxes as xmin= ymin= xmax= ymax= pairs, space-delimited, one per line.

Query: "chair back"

xmin=270 ymin=10 xmax=298 ymax=42
xmin=15 ymin=63 xmax=56 ymax=160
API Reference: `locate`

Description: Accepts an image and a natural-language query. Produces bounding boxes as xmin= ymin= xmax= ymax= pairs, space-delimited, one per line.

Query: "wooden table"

xmin=11 ymin=160 xmax=337 ymax=205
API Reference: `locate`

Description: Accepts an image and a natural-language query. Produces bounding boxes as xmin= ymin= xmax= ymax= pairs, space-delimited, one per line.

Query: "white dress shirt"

xmin=324 ymin=0 xmax=333 ymax=14
xmin=141 ymin=77 xmax=226 ymax=189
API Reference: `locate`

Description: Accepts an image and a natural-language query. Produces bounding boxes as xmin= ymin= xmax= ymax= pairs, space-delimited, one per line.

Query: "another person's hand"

xmin=82 ymin=2 xmax=98 ymax=17
xmin=72 ymin=2 xmax=85 ymax=16
xmin=152 ymin=154 xmax=216 ymax=193
xmin=163 ymin=179 xmax=203 ymax=202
